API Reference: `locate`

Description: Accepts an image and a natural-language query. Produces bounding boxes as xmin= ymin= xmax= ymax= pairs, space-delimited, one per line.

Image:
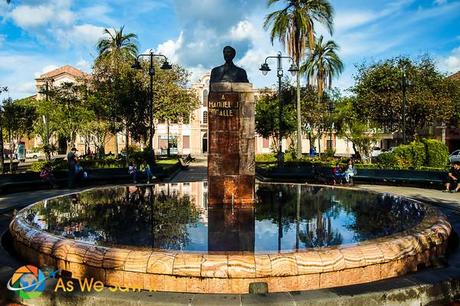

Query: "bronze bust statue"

xmin=210 ymin=46 xmax=249 ymax=83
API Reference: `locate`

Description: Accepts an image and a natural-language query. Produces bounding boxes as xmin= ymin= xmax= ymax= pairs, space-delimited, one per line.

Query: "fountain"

xmin=8 ymin=47 xmax=452 ymax=294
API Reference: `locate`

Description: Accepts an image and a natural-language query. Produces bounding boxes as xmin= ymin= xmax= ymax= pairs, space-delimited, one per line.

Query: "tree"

xmin=352 ymin=56 xmax=455 ymax=142
xmin=264 ymin=0 xmax=334 ymax=158
xmin=153 ymin=63 xmax=199 ymax=157
xmin=96 ymin=26 xmax=138 ymax=158
xmin=334 ymin=96 xmax=378 ymax=161
xmin=301 ymin=35 xmax=343 ymax=100
xmin=300 ymin=85 xmax=334 ymax=154
xmin=51 ymin=82 xmax=93 ymax=149
xmin=2 ymin=98 xmax=36 ymax=172
xmin=0 ymin=86 xmax=7 ymax=174
xmin=255 ymin=85 xmax=297 ymax=152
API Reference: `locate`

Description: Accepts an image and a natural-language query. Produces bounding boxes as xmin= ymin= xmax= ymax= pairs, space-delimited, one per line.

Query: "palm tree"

xmin=264 ymin=0 xmax=334 ymax=159
xmin=96 ymin=26 xmax=138 ymax=159
xmin=301 ymin=35 xmax=343 ymax=100
xmin=96 ymin=26 xmax=138 ymax=60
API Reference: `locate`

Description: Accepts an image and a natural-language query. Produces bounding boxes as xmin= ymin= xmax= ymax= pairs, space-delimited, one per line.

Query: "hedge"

xmin=423 ymin=139 xmax=449 ymax=167
xmin=376 ymin=139 xmax=448 ymax=169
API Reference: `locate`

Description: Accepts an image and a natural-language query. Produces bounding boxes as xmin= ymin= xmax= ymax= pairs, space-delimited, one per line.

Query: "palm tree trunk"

xmin=125 ymin=122 xmax=129 ymax=167
xmin=296 ymin=70 xmax=302 ymax=159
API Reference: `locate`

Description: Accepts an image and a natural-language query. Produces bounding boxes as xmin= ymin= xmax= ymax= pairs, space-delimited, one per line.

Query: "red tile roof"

xmin=36 ymin=65 xmax=88 ymax=80
xmin=449 ymin=71 xmax=460 ymax=80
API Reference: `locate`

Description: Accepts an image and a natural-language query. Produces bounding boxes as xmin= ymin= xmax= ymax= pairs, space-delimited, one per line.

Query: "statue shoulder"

xmin=237 ymin=66 xmax=249 ymax=82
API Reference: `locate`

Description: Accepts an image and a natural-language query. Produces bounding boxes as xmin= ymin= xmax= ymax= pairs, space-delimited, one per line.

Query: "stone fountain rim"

xmin=8 ymin=183 xmax=452 ymax=293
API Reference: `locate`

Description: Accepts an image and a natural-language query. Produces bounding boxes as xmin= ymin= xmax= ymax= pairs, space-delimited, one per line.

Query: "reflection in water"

xmin=22 ymin=183 xmax=425 ymax=253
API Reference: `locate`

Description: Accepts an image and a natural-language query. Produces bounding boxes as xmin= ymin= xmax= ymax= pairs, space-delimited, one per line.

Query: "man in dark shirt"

xmin=67 ymin=147 xmax=77 ymax=188
xmin=444 ymin=162 xmax=460 ymax=192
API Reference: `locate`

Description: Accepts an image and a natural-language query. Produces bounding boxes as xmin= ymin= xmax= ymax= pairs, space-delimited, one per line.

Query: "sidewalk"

xmin=355 ymin=184 xmax=460 ymax=211
xmin=0 ymin=188 xmax=88 ymax=213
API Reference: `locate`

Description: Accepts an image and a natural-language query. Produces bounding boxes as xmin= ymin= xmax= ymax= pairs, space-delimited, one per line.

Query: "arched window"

xmin=203 ymin=89 xmax=208 ymax=106
xmin=203 ymin=111 xmax=208 ymax=124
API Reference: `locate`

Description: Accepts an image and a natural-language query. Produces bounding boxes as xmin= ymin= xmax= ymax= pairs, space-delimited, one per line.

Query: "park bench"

xmin=178 ymin=158 xmax=190 ymax=170
xmin=2 ymin=161 xmax=19 ymax=174
xmin=354 ymin=169 xmax=447 ymax=187
xmin=256 ymin=165 xmax=448 ymax=188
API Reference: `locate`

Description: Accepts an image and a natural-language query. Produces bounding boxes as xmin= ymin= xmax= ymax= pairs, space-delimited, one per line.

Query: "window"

xmin=203 ymin=111 xmax=208 ymax=124
xmin=263 ymin=138 xmax=270 ymax=149
xmin=203 ymin=89 xmax=208 ymax=106
xmin=326 ymin=139 xmax=333 ymax=150
xmin=183 ymin=136 xmax=190 ymax=149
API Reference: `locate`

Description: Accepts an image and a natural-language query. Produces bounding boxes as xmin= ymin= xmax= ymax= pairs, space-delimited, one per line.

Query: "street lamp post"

xmin=260 ymin=52 xmax=299 ymax=168
xmin=401 ymin=70 xmax=407 ymax=144
xmin=131 ymin=51 xmax=172 ymax=165
xmin=0 ymin=86 xmax=7 ymax=174
xmin=328 ymin=102 xmax=334 ymax=151
xmin=41 ymin=79 xmax=54 ymax=161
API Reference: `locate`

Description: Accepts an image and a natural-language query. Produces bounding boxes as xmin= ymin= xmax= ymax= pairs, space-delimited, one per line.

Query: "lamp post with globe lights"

xmin=260 ymin=52 xmax=299 ymax=167
xmin=132 ymin=51 xmax=172 ymax=165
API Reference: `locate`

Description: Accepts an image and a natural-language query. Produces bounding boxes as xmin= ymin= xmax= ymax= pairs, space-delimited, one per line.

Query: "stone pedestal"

xmin=208 ymin=82 xmax=255 ymax=206
xmin=208 ymin=207 xmax=255 ymax=252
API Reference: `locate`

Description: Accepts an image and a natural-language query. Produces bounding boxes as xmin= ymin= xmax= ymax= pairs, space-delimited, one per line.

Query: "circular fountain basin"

xmin=9 ymin=183 xmax=451 ymax=294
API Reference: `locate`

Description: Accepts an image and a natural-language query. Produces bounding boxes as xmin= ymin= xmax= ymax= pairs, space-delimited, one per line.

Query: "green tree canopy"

xmin=352 ymin=56 xmax=455 ymax=142
xmin=255 ymin=84 xmax=297 ymax=152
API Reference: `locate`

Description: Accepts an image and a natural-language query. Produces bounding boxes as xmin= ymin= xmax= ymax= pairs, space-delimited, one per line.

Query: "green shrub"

xmin=376 ymin=152 xmax=400 ymax=169
xmin=31 ymin=159 xmax=67 ymax=172
xmin=375 ymin=139 xmax=448 ymax=169
xmin=31 ymin=161 xmax=48 ymax=172
xmin=423 ymin=139 xmax=449 ymax=167
xmin=324 ymin=148 xmax=336 ymax=158
xmin=256 ymin=153 xmax=277 ymax=163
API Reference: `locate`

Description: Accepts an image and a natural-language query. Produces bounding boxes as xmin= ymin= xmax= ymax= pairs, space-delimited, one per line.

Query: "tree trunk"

xmin=125 ymin=122 xmax=129 ymax=167
xmin=8 ymin=131 xmax=13 ymax=173
xmin=317 ymin=134 xmax=321 ymax=158
xmin=114 ymin=132 xmax=119 ymax=157
xmin=167 ymin=120 xmax=170 ymax=158
xmin=0 ymin=123 xmax=4 ymax=174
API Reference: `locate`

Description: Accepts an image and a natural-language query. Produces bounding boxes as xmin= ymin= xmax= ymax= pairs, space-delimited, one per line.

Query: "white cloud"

xmin=54 ymin=24 xmax=105 ymax=48
xmin=34 ymin=65 xmax=59 ymax=78
xmin=335 ymin=11 xmax=378 ymax=31
xmin=440 ymin=46 xmax=460 ymax=73
xmin=71 ymin=24 xmax=105 ymax=45
xmin=0 ymin=52 xmax=63 ymax=98
xmin=434 ymin=0 xmax=447 ymax=5
xmin=10 ymin=1 xmax=75 ymax=28
xmin=10 ymin=5 xmax=55 ymax=28
xmin=76 ymin=59 xmax=90 ymax=72
xmin=0 ymin=34 xmax=5 ymax=46
xmin=156 ymin=32 xmax=184 ymax=63
xmin=229 ymin=20 xmax=257 ymax=41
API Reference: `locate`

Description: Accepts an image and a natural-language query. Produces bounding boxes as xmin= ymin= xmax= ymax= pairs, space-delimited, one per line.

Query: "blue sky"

xmin=0 ymin=0 xmax=460 ymax=99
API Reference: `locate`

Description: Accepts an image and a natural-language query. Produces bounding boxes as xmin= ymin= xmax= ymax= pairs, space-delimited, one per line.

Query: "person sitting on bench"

xmin=444 ymin=162 xmax=460 ymax=193
xmin=184 ymin=154 xmax=195 ymax=163
xmin=332 ymin=163 xmax=345 ymax=185
xmin=178 ymin=157 xmax=190 ymax=170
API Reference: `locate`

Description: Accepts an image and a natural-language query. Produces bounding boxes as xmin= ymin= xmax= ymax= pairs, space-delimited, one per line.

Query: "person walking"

xmin=67 ymin=147 xmax=78 ymax=188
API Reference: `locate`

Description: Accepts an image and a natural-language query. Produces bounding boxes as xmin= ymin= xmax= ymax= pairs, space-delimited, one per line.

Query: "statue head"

xmin=223 ymin=46 xmax=236 ymax=63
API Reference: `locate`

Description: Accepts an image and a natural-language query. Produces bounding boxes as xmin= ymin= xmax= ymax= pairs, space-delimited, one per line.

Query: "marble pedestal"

xmin=208 ymin=82 xmax=255 ymax=205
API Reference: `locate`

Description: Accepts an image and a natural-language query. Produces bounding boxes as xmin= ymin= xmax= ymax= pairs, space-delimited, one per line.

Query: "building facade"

xmin=26 ymin=65 xmax=356 ymax=157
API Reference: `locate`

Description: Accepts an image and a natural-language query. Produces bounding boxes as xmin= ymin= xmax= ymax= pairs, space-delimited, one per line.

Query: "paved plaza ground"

xmin=1 ymin=163 xmax=460 ymax=305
